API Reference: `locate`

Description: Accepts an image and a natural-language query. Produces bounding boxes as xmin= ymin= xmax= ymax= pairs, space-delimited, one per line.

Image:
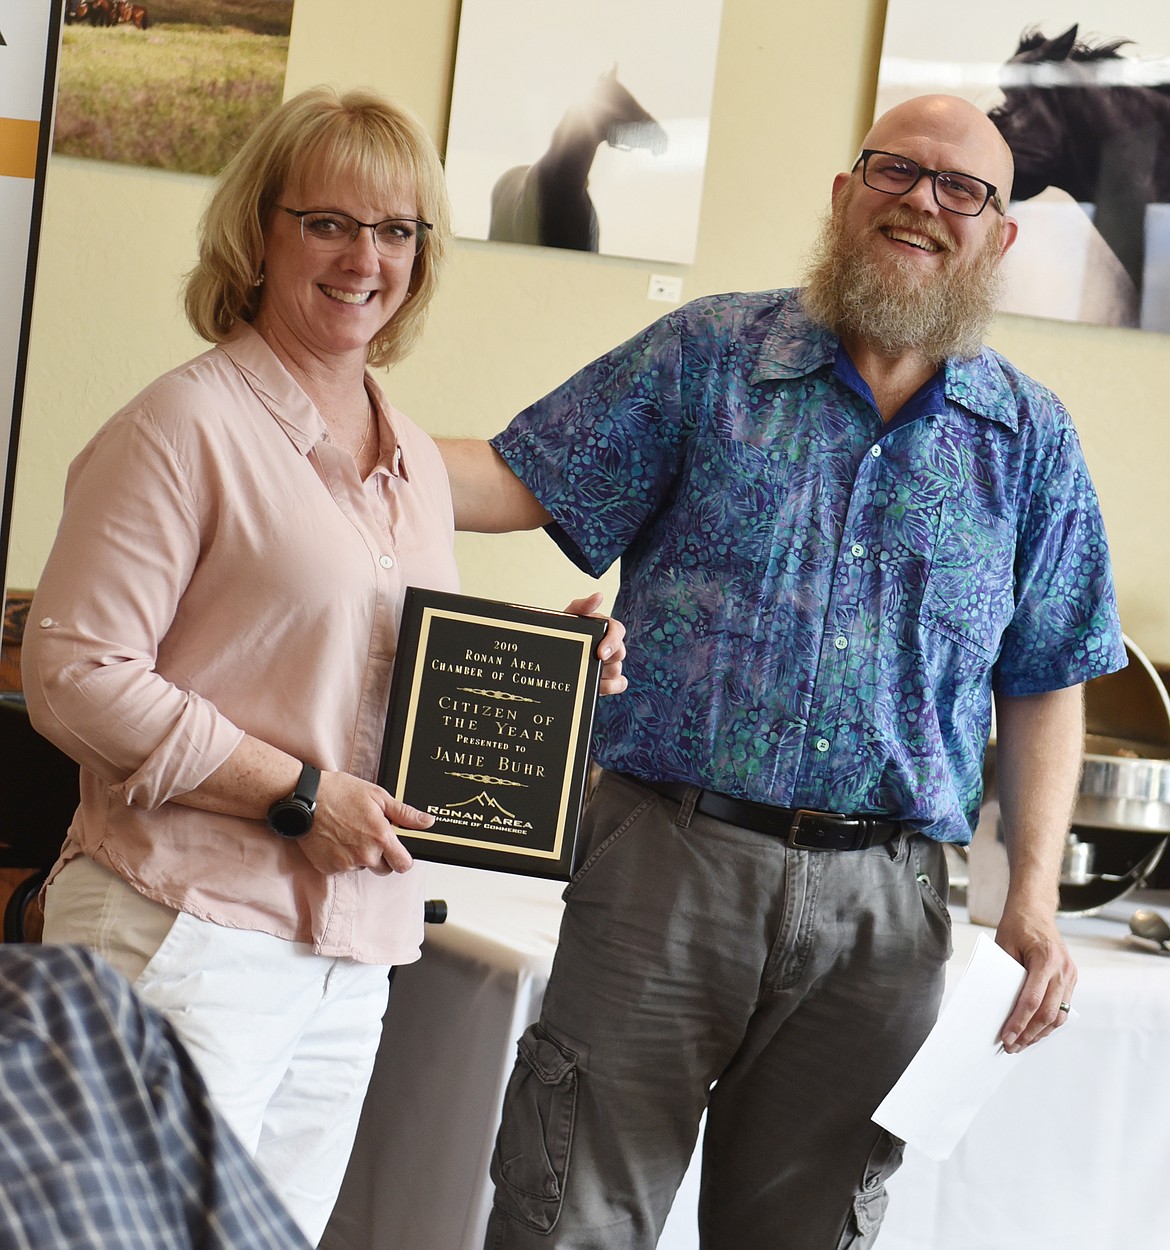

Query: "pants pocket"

xmin=910 ymin=837 xmax=954 ymax=963
xmin=837 ymin=1129 xmax=904 ymax=1248
xmin=490 ymin=1023 xmax=579 ymax=1233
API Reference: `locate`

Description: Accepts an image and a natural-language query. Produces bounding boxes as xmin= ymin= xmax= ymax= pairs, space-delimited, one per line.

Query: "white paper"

xmin=871 ymin=932 xmax=1066 ymax=1161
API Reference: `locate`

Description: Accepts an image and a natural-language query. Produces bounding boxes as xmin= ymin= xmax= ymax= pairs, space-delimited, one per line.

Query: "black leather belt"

xmin=630 ymin=777 xmax=902 ymax=851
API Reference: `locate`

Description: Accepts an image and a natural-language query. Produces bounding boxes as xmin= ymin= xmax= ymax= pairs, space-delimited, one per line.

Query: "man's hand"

xmin=995 ymin=905 xmax=1077 ymax=1052
xmin=565 ymin=592 xmax=627 ymax=695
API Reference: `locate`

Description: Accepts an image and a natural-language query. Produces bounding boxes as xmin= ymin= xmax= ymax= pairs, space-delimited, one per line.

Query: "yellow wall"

xmin=10 ymin=0 xmax=1170 ymax=658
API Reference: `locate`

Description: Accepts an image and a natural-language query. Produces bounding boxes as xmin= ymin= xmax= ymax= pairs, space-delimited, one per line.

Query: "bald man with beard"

xmin=441 ymin=95 xmax=1125 ymax=1249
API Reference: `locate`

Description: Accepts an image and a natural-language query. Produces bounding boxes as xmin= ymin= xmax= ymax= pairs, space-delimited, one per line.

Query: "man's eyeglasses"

xmin=852 ymin=150 xmax=1005 ymax=217
xmin=278 ymin=207 xmax=433 ymax=255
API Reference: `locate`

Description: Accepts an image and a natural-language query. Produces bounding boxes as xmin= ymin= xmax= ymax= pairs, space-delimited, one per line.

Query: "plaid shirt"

xmin=0 ymin=944 xmax=311 ymax=1250
xmin=493 ymin=289 xmax=1125 ymax=841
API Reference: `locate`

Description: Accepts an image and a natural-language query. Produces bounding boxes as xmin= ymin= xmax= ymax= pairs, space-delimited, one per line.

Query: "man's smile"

xmin=871 ymin=208 xmax=955 ymax=258
xmin=882 ymin=225 xmax=944 ymax=253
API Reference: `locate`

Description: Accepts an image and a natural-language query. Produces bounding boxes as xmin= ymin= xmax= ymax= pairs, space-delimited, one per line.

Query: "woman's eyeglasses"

xmin=278 ymin=207 xmax=433 ymax=255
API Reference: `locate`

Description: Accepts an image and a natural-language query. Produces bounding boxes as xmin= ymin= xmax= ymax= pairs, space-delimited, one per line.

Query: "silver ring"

xmin=1058 ymin=1001 xmax=1071 ymax=1013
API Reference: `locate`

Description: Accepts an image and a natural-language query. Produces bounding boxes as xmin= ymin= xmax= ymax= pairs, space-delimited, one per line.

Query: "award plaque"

xmin=379 ymin=588 xmax=607 ymax=879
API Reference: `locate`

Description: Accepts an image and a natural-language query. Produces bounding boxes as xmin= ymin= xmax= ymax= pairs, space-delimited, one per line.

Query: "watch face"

xmin=268 ymin=798 xmax=314 ymax=838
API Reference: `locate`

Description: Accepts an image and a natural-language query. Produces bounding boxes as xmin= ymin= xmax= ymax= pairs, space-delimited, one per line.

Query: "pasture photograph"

xmin=876 ymin=0 xmax=1170 ymax=334
xmin=53 ymin=0 xmax=293 ymax=176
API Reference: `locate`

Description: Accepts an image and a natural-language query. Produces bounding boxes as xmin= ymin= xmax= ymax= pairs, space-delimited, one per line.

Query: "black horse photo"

xmin=488 ymin=67 xmax=668 ymax=252
xmin=989 ymin=24 xmax=1170 ymax=308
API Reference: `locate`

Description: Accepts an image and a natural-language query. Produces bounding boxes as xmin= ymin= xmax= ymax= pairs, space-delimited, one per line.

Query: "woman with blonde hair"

xmin=24 ymin=85 xmax=623 ymax=1241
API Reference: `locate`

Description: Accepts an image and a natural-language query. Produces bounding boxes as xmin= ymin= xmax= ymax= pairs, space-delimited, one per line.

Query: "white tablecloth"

xmin=322 ymin=865 xmax=1170 ymax=1250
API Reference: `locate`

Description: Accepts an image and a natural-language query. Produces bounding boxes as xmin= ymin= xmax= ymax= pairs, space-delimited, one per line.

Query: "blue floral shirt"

xmin=492 ymin=290 xmax=1126 ymax=842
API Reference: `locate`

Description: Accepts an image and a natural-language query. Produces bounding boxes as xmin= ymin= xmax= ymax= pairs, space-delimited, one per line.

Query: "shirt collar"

xmin=752 ymin=290 xmax=838 ymax=383
xmin=752 ymin=290 xmax=1021 ymax=433
xmin=219 ymin=323 xmax=408 ymax=474
xmin=939 ymin=349 xmax=1020 ymax=433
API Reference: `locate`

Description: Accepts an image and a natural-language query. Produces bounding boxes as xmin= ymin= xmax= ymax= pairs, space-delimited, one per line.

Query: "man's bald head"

xmin=862 ymin=94 xmax=1014 ymax=204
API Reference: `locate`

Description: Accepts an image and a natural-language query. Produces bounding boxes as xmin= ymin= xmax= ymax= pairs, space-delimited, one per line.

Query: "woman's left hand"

xmin=564 ymin=592 xmax=627 ymax=696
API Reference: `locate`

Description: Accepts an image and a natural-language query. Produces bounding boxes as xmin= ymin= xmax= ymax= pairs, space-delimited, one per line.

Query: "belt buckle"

xmin=788 ymin=808 xmax=860 ymax=851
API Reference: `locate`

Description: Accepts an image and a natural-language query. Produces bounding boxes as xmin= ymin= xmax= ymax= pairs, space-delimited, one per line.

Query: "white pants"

xmin=42 ymin=855 xmax=391 ymax=1246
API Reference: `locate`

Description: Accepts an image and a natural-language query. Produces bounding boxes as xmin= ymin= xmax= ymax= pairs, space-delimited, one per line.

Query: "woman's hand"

xmin=297 ymin=770 xmax=434 ymax=875
xmin=564 ymin=593 xmax=627 ymax=696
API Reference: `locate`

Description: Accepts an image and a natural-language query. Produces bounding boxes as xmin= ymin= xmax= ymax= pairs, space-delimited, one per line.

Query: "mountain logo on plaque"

xmin=379 ymin=588 xmax=606 ymax=879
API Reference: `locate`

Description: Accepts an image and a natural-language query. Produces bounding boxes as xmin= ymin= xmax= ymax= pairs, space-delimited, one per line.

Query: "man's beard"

xmin=801 ymin=191 xmax=1006 ymax=363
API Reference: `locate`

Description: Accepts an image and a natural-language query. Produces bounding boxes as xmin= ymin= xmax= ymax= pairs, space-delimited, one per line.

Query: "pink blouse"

xmin=23 ymin=324 xmax=459 ymax=964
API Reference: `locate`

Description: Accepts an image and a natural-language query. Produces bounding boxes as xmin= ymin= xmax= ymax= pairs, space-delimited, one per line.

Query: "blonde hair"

xmin=183 ymin=85 xmax=450 ymax=368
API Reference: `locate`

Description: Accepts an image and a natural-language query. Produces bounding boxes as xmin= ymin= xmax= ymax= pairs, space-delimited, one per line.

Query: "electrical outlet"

xmin=647 ymin=274 xmax=683 ymax=303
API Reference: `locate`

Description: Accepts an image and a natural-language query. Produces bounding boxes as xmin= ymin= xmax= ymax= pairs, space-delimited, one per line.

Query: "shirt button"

xmin=379 ymin=555 xmax=394 ymax=569
xmin=815 ymin=738 xmax=830 ymax=753
xmin=870 ymin=445 xmax=882 ymax=457
xmin=834 ymin=635 xmax=848 ymax=650
xmin=850 ymin=543 xmax=865 ymax=558
xmin=39 ymin=617 xmax=55 ymax=628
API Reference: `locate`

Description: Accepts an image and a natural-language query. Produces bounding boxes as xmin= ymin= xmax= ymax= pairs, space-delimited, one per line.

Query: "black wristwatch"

xmin=266 ymin=763 xmax=321 ymax=838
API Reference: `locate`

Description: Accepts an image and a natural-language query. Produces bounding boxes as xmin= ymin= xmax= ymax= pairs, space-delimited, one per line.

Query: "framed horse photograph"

xmin=442 ymin=0 xmax=723 ymax=265
xmin=875 ymin=0 xmax=1170 ymax=334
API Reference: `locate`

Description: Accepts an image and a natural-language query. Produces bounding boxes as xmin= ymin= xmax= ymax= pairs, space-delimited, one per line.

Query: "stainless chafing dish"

xmin=983 ymin=635 xmax=1170 ymax=915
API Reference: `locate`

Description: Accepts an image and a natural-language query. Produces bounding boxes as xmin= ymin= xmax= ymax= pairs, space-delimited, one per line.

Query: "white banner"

xmin=0 ymin=0 xmax=60 ymax=598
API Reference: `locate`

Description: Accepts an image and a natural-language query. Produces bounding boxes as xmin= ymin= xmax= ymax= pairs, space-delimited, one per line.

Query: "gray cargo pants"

xmin=484 ymin=770 xmax=952 ymax=1250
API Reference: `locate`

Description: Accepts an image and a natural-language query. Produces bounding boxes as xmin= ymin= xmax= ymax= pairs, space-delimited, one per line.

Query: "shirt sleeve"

xmin=21 ymin=404 xmax=245 ymax=810
xmin=994 ymin=418 xmax=1127 ymax=695
xmin=0 ymin=945 xmax=314 ymax=1250
xmin=490 ymin=314 xmax=687 ymax=578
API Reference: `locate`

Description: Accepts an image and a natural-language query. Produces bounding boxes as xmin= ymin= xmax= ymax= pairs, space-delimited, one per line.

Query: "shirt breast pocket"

xmin=920 ymin=498 xmax=1016 ymax=662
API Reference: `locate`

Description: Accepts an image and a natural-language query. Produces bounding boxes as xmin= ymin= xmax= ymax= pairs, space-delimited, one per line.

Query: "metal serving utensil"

xmin=1128 ymin=908 xmax=1170 ymax=953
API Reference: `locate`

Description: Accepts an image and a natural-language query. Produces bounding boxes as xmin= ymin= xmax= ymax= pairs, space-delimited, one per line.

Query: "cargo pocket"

xmin=490 ymin=1023 xmax=579 ymax=1233
xmin=837 ymin=1129 xmax=904 ymax=1248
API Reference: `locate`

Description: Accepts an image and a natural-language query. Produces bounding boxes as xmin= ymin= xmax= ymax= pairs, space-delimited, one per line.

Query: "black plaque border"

xmin=379 ymin=588 xmax=605 ymax=879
